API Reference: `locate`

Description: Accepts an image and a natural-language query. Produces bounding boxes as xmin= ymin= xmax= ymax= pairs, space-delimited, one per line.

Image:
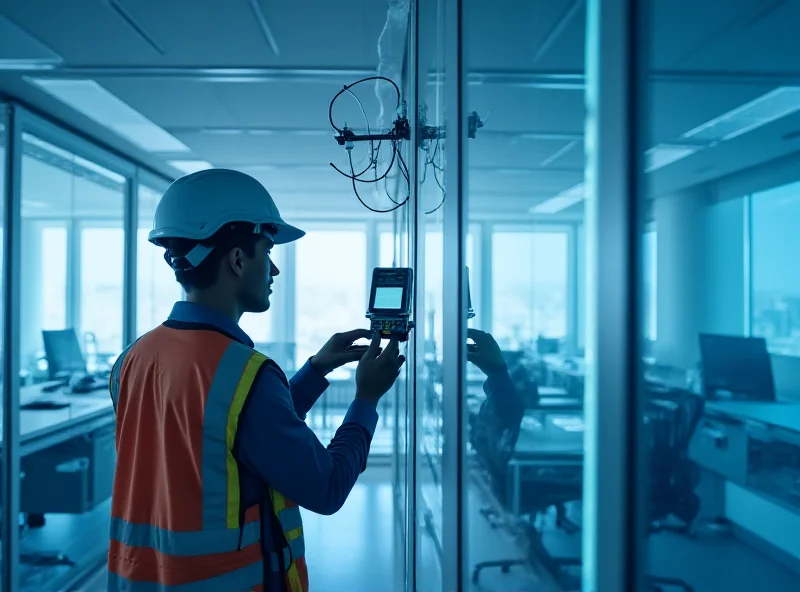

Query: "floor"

xmin=72 ymin=466 xmax=399 ymax=592
xmin=60 ymin=467 xmax=800 ymax=592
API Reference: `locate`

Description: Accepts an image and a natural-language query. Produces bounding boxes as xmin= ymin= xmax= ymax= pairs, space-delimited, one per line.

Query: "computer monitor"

xmin=537 ymin=337 xmax=560 ymax=355
xmin=42 ymin=329 xmax=87 ymax=380
xmin=698 ymin=334 xmax=775 ymax=401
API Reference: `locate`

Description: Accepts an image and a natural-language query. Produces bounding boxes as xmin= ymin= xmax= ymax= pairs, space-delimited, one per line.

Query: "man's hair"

xmin=160 ymin=223 xmax=265 ymax=291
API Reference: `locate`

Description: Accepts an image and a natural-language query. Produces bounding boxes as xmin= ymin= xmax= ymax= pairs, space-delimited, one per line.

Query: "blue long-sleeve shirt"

xmin=167 ymin=302 xmax=377 ymax=586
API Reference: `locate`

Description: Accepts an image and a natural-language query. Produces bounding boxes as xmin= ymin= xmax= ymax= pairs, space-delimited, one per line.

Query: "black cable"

xmin=329 ymin=76 xmax=407 ymax=214
xmin=425 ymin=138 xmax=446 ymax=215
xmin=330 ymin=142 xmax=397 ymax=184
xmin=347 ymin=150 xmax=408 ymax=213
xmin=329 ymin=76 xmax=400 ymax=134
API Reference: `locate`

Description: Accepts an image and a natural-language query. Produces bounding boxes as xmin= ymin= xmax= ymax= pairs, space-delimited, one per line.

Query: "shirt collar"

xmin=168 ymin=301 xmax=254 ymax=348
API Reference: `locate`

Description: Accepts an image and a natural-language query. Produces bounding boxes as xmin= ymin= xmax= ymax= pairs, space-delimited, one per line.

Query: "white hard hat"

xmin=149 ymin=168 xmax=304 ymax=268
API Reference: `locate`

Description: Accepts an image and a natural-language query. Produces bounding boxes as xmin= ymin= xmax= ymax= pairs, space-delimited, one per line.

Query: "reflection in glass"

xmin=415 ymin=0 xmax=447 ymax=587
xmin=0 ymin=117 xmax=5 ymax=584
xmin=640 ymin=2 xmax=800 ymax=590
xmin=492 ymin=231 xmax=569 ymax=349
xmin=462 ymin=2 xmax=587 ymax=590
xmin=751 ymin=181 xmax=800 ymax=356
xmin=18 ymin=133 xmax=125 ymax=590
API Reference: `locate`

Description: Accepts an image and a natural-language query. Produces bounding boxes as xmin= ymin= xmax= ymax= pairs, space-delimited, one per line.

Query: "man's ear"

xmin=227 ymin=247 xmax=244 ymax=277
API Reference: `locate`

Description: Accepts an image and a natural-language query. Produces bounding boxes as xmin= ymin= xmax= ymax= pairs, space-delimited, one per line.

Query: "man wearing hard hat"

xmin=106 ymin=169 xmax=404 ymax=592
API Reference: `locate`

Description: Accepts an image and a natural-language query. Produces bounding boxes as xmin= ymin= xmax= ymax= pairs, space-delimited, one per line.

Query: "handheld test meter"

xmin=466 ymin=267 xmax=475 ymax=320
xmin=367 ymin=267 xmax=415 ymax=341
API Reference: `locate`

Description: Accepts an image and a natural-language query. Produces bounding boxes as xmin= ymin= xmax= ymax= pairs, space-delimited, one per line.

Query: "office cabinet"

xmin=21 ymin=426 xmax=116 ymax=514
xmin=689 ymin=416 xmax=749 ymax=485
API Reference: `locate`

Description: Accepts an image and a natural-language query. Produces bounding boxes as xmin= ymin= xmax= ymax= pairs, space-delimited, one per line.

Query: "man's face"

xmin=239 ymin=236 xmax=279 ymax=313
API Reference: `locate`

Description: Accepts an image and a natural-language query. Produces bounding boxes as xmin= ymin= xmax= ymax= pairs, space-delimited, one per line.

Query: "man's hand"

xmin=467 ymin=329 xmax=507 ymax=377
xmin=356 ymin=334 xmax=405 ymax=407
xmin=310 ymin=329 xmax=373 ymax=376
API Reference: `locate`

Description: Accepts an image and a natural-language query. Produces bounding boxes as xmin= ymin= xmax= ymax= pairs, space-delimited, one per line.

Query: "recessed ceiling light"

xmin=27 ymin=78 xmax=192 ymax=153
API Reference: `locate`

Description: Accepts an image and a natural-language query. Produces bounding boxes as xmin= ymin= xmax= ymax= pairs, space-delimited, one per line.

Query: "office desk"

xmin=706 ymin=401 xmax=800 ymax=435
xmin=508 ymin=415 xmax=584 ymax=514
xmin=691 ymin=400 xmax=800 ymax=568
xmin=1 ymin=385 xmax=115 ymax=457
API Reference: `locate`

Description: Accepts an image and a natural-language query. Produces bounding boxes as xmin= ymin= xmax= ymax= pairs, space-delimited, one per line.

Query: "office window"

xmin=751 ymin=181 xmax=800 ymax=356
xmin=81 ymin=226 xmax=124 ymax=353
xmin=42 ymin=225 xmax=68 ymax=330
xmin=295 ymin=229 xmax=367 ymax=370
xmin=379 ymin=230 xmax=395 ymax=267
xmin=20 ymin=134 xmax=126 ymax=378
xmin=643 ymin=228 xmax=657 ymax=342
xmin=492 ymin=231 xmax=569 ymax=349
xmin=137 ymin=184 xmax=182 ymax=336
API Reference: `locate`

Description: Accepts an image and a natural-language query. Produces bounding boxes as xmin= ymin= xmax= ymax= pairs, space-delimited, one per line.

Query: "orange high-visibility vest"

xmin=108 ymin=323 xmax=309 ymax=591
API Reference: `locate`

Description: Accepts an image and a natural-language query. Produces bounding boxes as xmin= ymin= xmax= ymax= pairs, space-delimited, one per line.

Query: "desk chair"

xmin=469 ymin=375 xmax=583 ymax=586
xmin=645 ymin=389 xmax=705 ymax=592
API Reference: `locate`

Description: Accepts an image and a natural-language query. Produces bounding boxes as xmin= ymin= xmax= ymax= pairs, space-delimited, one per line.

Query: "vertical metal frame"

xmin=123 ymin=170 xmax=139 ymax=346
xmin=583 ymin=0 xmax=648 ymax=589
xmin=1 ymin=101 xmax=22 ymax=592
xmin=407 ymin=2 xmax=420 ymax=588
xmin=441 ymin=0 xmax=467 ymax=589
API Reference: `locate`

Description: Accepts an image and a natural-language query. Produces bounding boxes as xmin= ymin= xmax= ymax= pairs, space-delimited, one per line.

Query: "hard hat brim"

xmin=271 ymin=222 xmax=305 ymax=245
xmin=148 ymin=219 xmax=305 ymax=246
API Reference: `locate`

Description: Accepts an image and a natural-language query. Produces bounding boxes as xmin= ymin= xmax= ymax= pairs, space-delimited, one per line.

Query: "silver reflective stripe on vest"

xmin=201 ymin=342 xmax=255 ymax=529
xmin=267 ymin=536 xmax=306 ymax=572
xmin=109 ymin=517 xmax=261 ymax=556
xmin=275 ymin=506 xmax=303 ymax=533
xmin=107 ymin=560 xmax=263 ymax=592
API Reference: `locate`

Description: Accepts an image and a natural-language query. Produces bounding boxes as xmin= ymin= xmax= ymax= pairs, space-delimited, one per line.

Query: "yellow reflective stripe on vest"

xmin=269 ymin=489 xmax=306 ymax=592
xmin=225 ymin=351 xmax=269 ymax=529
xmin=287 ymin=564 xmax=303 ymax=592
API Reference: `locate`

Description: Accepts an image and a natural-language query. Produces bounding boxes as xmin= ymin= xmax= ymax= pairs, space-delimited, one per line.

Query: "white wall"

xmin=653 ymin=187 xmax=748 ymax=367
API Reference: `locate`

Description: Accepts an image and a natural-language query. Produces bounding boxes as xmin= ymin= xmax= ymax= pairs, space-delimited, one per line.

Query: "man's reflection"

xmin=467 ymin=329 xmax=526 ymax=469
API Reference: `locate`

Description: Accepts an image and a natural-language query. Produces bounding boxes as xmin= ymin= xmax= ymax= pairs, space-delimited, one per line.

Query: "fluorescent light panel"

xmin=645 ymin=144 xmax=701 ymax=173
xmin=27 ymin=78 xmax=191 ymax=153
xmin=682 ymin=86 xmax=800 ymax=143
xmin=529 ymin=86 xmax=800 ymax=215
xmin=530 ymin=183 xmax=585 ymax=214
xmin=168 ymin=160 xmax=214 ymax=174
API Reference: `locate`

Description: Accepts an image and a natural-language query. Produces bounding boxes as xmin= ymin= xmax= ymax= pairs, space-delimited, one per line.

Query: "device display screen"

xmin=373 ymin=286 xmax=404 ymax=309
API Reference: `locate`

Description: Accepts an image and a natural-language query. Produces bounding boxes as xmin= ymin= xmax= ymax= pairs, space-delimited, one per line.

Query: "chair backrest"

xmin=647 ymin=387 xmax=705 ymax=523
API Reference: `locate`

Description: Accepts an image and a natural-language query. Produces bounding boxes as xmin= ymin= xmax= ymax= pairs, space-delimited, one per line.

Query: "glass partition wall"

xmin=0 ymin=104 xmax=9 ymax=591
xmin=0 ymin=104 xmax=172 ymax=592
xmin=637 ymin=0 xmax=800 ymax=591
